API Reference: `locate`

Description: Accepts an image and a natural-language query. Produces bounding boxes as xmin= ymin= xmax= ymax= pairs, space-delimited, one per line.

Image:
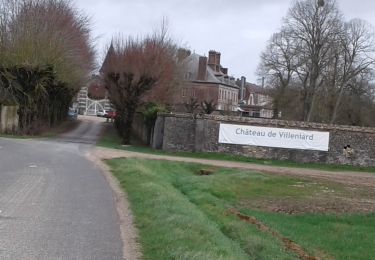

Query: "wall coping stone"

xmin=158 ymin=112 xmax=375 ymax=134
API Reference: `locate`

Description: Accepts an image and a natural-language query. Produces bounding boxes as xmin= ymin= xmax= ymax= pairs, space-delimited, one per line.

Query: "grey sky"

xmin=75 ymin=0 xmax=375 ymax=83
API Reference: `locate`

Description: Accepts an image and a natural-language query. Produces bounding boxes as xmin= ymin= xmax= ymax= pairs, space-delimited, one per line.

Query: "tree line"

xmin=258 ymin=0 xmax=375 ymax=126
xmin=0 ymin=0 xmax=94 ymax=134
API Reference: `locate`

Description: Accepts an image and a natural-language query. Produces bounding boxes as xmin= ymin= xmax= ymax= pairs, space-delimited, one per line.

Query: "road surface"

xmin=0 ymin=116 xmax=123 ymax=259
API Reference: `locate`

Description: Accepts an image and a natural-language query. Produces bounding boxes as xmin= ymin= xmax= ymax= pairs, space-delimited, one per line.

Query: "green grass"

xmin=0 ymin=133 xmax=33 ymax=139
xmin=246 ymin=210 xmax=375 ymax=260
xmin=97 ymin=123 xmax=123 ymax=146
xmin=107 ymin=158 xmax=375 ymax=259
xmin=98 ymin=124 xmax=375 ymax=173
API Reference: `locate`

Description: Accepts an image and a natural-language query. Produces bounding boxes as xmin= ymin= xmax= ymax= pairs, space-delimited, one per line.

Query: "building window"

xmin=182 ymin=88 xmax=187 ymax=97
xmin=184 ymin=72 xmax=192 ymax=80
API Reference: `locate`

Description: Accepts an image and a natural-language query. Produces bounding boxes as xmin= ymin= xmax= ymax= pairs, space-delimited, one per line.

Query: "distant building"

xmin=99 ymin=47 xmax=241 ymax=113
xmin=237 ymin=79 xmax=274 ymax=118
xmin=176 ymin=50 xmax=240 ymax=112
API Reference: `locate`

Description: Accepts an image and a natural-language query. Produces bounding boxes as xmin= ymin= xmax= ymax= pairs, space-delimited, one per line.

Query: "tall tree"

xmin=101 ymin=28 xmax=182 ymax=144
xmin=0 ymin=0 xmax=94 ymax=133
xmin=258 ymin=0 xmax=375 ymax=126
xmin=285 ymin=0 xmax=343 ymax=121
xmin=329 ymin=19 xmax=375 ymax=123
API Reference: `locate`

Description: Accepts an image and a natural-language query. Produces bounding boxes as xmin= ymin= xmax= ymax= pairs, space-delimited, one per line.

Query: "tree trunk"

xmin=306 ymin=67 xmax=319 ymax=122
xmin=330 ymin=85 xmax=345 ymax=124
xmin=119 ymin=107 xmax=135 ymax=145
xmin=306 ymin=91 xmax=316 ymax=122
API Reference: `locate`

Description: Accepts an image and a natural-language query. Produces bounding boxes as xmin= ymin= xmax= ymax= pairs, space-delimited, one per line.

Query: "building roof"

xmin=246 ymin=83 xmax=268 ymax=94
xmin=183 ymin=53 xmax=238 ymax=88
xmin=99 ymin=43 xmax=115 ymax=74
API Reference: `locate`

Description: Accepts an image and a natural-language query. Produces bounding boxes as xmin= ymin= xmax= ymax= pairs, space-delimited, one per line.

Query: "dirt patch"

xmin=265 ymin=169 xmax=375 ymax=190
xmin=229 ymin=209 xmax=322 ymax=260
xmin=196 ymin=168 xmax=216 ymax=176
xmin=241 ymin=196 xmax=375 ymax=215
xmin=239 ymin=178 xmax=375 ymax=215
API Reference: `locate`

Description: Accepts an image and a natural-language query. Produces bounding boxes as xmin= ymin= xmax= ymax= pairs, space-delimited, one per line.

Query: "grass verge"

xmin=0 ymin=119 xmax=79 ymax=139
xmin=107 ymin=158 xmax=375 ymax=260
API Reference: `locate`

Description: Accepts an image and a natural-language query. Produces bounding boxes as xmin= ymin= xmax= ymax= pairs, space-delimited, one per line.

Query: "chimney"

xmin=221 ymin=67 xmax=228 ymax=75
xmin=215 ymin=52 xmax=221 ymax=72
xmin=208 ymin=50 xmax=216 ymax=65
xmin=208 ymin=50 xmax=221 ymax=72
xmin=197 ymin=56 xmax=207 ymax=81
xmin=240 ymin=76 xmax=246 ymax=101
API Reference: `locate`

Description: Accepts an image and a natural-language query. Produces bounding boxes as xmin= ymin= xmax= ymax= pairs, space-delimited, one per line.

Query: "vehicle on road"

xmin=68 ymin=108 xmax=78 ymax=120
xmin=105 ymin=110 xmax=117 ymax=119
xmin=96 ymin=109 xmax=106 ymax=117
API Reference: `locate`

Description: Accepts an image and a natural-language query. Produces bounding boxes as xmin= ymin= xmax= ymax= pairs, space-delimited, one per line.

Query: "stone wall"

xmin=162 ymin=114 xmax=197 ymax=152
xmin=0 ymin=105 xmax=19 ymax=134
xmin=154 ymin=113 xmax=375 ymax=167
xmin=132 ymin=113 xmax=149 ymax=144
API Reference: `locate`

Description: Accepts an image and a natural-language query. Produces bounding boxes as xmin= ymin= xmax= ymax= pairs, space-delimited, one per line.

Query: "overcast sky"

xmin=75 ymin=0 xmax=375 ymax=84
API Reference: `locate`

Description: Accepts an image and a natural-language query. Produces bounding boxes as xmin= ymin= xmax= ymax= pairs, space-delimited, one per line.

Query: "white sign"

xmin=219 ymin=124 xmax=330 ymax=151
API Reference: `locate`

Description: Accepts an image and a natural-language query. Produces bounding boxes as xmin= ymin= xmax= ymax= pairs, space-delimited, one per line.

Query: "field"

xmin=107 ymin=158 xmax=375 ymax=260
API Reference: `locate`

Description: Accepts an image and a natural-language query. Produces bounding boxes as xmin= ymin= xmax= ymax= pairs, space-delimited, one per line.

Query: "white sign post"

xmin=219 ymin=124 xmax=330 ymax=151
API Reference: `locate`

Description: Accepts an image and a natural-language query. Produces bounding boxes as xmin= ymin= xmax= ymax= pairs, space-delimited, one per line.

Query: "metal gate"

xmin=77 ymin=86 xmax=111 ymax=116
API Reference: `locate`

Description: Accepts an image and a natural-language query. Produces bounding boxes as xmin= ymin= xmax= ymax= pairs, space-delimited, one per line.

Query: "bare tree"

xmin=101 ymin=28 xmax=182 ymax=144
xmin=5 ymin=0 xmax=95 ymax=89
xmin=258 ymin=0 xmax=375 ymax=126
xmin=285 ymin=0 xmax=343 ymax=121
xmin=329 ymin=19 xmax=375 ymax=123
xmin=258 ymin=29 xmax=299 ymax=118
xmin=0 ymin=0 xmax=94 ymax=133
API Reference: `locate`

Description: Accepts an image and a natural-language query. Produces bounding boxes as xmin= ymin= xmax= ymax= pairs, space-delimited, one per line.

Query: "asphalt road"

xmin=0 ymin=117 xmax=123 ymax=259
